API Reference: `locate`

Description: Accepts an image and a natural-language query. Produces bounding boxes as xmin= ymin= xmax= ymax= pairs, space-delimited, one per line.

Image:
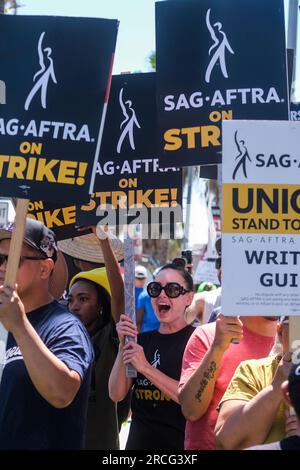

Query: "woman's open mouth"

xmin=158 ymin=303 xmax=171 ymax=313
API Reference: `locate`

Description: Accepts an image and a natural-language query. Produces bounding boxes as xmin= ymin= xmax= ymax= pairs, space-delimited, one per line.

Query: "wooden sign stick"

xmin=124 ymin=234 xmax=137 ymax=378
xmin=0 ymin=198 xmax=29 ymax=380
xmin=4 ymin=199 xmax=29 ymax=287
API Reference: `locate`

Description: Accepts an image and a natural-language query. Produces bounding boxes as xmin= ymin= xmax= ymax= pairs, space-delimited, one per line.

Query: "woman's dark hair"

xmin=288 ymin=364 xmax=300 ymax=419
xmin=75 ymin=278 xmax=112 ymax=326
xmin=154 ymin=262 xmax=194 ymax=291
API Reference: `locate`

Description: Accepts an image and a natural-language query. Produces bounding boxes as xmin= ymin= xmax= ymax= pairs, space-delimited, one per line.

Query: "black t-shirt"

xmin=280 ymin=435 xmax=300 ymax=450
xmin=0 ymin=300 xmax=94 ymax=450
xmin=126 ymin=325 xmax=195 ymax=450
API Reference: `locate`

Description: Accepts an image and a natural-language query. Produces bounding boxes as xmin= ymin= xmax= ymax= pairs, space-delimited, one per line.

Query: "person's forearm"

xmin=100 ymin=238 xmax=124 ymax=321
xmin=141 ymin=362 xmax=180 ymax=403
xmin=13 ymin=320 xmax=80 ymax=408
xmin=184 ymin=296 xmax=204 ymax=324
xmin=215 ymin=386 xmax=283 ymax=449
xmin=109 ymin=346 xmax=132 ymax=402
xmin=179 ymin=345 xmax=224 ymax=421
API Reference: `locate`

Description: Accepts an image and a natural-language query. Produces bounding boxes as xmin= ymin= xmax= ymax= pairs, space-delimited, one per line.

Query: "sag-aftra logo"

xmin=0 ymin=80 xmax=6 ymax=104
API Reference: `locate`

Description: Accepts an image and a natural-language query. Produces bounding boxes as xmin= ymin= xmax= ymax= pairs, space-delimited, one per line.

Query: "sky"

xmin=19 ymin=0 xmax=157 ymax=75
xmin=18 ymin=0 xmax=300 ymax=97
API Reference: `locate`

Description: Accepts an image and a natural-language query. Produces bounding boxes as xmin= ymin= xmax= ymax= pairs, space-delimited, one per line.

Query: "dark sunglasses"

xmin=0 ymin=253 xmax=46 ymax=267
xmin=215 ymin=257 xmax=222 ymax=270
xmin=147 ymin=281 xmax=192 ymax=299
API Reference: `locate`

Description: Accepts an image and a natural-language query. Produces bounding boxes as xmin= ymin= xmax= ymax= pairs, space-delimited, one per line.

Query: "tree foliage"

xmin=3 ymin=0 xmax=18 ymax=14
xmin=148 ymin=51 xmax=156 ymax=71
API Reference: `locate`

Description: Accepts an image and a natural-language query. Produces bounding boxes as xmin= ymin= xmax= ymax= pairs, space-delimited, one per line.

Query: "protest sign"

xmin=0 ymin=15 xmax=118 ymax=203
xmin=156 ymin=0 xmax=289 ymax=168
xmin=78 ymin=73 xmax=183 ymax=237
xmin=28 ymin=74 xmax=183 ymax=239
xmin=222 ymin=120 xmax=300 ymax=315
xmin=27 ymin=200 xmax=92 ymax=240
xmin=0 ymin=16 xmax=118 ymax=373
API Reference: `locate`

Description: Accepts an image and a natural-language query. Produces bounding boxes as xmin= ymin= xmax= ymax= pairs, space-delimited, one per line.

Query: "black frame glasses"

xmin=147 ymin=281 xmax=192 ymax=299
xmin=0 ymin=254 xmax=46 ymax=267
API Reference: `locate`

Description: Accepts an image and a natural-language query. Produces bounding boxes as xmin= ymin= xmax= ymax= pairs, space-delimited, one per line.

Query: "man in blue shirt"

xmin=137 ymin=289 xmax=160 ymax=333
xmin=134 ymin=265 xmax=147 ymax=313
xmin=0 ymin=219 xmax=94 ymax=449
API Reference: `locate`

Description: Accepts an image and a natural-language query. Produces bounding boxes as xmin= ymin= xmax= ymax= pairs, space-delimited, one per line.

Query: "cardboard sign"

xmin=0 ymin=15 xmax=118 ymax=202
xmin=222 ymin=120 xmax=300 ymax=315
xmin=27 ymin=200 xmax=91 ymax=240
xmin=194 ymin=259 xmax=219 ymax=285
xmin=101 ymin=73 xmax=157 ymax=160
xmin=28 ymin=74 xmax=183 ymax=239
xmin=156 ymin=0 xmax=289 ymax=168
xmin=78 ymin=73 xmax=183 ymax=236
xmin=200 ymin=165 xmax=218 ymax=180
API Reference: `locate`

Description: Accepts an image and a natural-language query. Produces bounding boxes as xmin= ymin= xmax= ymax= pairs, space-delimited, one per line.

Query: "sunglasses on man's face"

xmin=215 ymin=257 xmax=222 ymax=270
xmin=0 ymin=253 xmax=46 ymax=268
xmin=147 ymin=281 xmax=192 ymax=299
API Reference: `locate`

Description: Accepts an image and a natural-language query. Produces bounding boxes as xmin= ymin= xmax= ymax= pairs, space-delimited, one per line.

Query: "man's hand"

xmin=0 ymin=284 xmax=26 ymax=333
xmin=212 ymin=314 xmax=243 ymax=352
xmin=272 ymin=353 xmax=292 ymax=392
xmin=286 ymin=409 xmax=300 ymax=437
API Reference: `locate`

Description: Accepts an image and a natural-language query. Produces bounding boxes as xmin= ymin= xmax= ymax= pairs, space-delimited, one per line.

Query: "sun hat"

xmin=0 ymin=218 xmax=68 ymax=300
xmin=69 ymin=267 xmax=111 ymax=297
xmin=57 ymin=232 xmax=124 ymax=264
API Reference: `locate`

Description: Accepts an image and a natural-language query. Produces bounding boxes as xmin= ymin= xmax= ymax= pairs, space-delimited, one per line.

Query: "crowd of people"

xmin=0 ymin=218 xmax=299 ymax=450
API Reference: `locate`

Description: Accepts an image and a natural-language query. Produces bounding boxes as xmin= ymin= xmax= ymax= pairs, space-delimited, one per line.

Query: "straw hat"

xmin=57 ymin=233 xmax=124 ymax=264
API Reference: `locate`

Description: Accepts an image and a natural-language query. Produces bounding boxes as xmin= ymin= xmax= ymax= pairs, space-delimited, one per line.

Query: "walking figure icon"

xmin=116 ymin=88 xmax=141 ymax=154
xmin=232 ymin=131 xmax=251 ymax=180
xmin=205 ymin=8 xmax=234 ymax=84
xmin=151 ymin=349 xmax=161 ymax=369
xmin=25 ymin=32 xmax=57 ymax=111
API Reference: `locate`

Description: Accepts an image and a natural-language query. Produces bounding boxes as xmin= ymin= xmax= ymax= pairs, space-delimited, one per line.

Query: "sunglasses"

xmin=215 ymin=257 xmax=222 ymax=270
xmin=0 ymin=253 xmax=46 ymax=267
xmin=147 ymin=281 xmax=192 ymax=299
